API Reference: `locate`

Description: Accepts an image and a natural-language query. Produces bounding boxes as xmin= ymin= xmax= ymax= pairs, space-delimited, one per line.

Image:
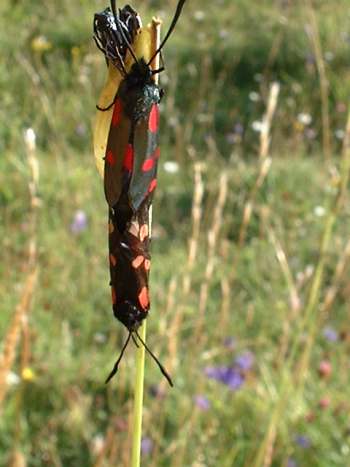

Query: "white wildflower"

xmin=249 ymin=91 xmax=260 ymax=102
xmin=6 ymin=371 xmax=20 ymax=386
xmin=24 ymin=128 xmax=36 ymax=152
xmin=251 ymin=120 xmax=266 ymax=132
xmin=335 ymin=129 xmax=344 ymax=140
xmin=163 ymin=161 xmax=179 ymax=174
xmin=297 ymin=113 xmax=312 ymax=125
xmin=314 ymin=206 xmax=325 ymax=217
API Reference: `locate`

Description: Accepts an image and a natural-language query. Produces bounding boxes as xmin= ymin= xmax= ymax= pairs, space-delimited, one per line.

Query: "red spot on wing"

xmin=144 ymin=259 xmax=151 ymax=271
xmin=152 ymin=147 xmax=160 ymax=160
xmin=148 ymin=178 xmax=157 ymax=193
xmin=111 ymin=287 xmax=117 ymax=304
xmin=106 ymin=150 xmax=116 ymax=166
xmin=148 ymin=104 xmax=159 ymax=133
xmin=123 ymin=144 xmax=134 ymax=171
xmin=132 ymin=255 xmax=144 ymax=268
xmin=112 ymin=98 xmax=123 ymax=126
xmin=142 ymin=158 xmax=154 ymax=172
xmin=138 ymin=287 xmax=149 ymax=309
xmin=109 ymin=254 xmax=117 ymax=267
xmin=140 ymin=224 xmax=149 ymax=242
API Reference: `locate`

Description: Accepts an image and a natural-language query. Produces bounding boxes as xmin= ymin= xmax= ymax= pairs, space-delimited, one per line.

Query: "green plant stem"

xmin=131 ymin=321 xmax=146 ymax=467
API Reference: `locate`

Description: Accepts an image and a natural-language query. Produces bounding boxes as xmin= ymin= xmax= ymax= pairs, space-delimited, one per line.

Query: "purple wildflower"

xmin=205 ymin=366 xmax=245 ymax=391
xmin=234 ymin=123 xmax=244 ymax=135
xmin=295 ymin=435 xmax=311 ymax=449
xmin=305 ymin=128 xmax=317 ymax=140
xmin=75 ymin=123 xmax=87 ymax=137
xmin=141 ymin=437 xmax=153 ymax=455
xmin=322 ymin=326 xmax=338 ymax=342
xmin=287 ymin=458 xmax=298 ymax=467
xmin=70 ymin=210 xmax=87 ymax=234
xmin=193 ymin=395 xmax=210 ymax=411
xmin=234 ymin=351 xmax=254 ymax=371
xmin=223 ymin=337 xmax=235 ymax=349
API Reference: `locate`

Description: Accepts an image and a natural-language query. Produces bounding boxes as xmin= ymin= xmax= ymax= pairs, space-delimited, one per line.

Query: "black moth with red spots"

xmin=94 ymin=0 xmax=187 ymax=385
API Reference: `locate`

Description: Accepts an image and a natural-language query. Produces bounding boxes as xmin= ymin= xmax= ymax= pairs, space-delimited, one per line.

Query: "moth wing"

xmin=129 ymin=103 xmax=160 ymax=211
xmin=104 ymin=97 xmax=132 ymax=208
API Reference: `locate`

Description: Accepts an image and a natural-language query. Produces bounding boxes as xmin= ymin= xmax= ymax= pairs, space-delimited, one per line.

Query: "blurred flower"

xmin=305 ymin=52 xmax=315 ymax=65
xmin=6 ymin=371 xmax=20 ymax=386
xmin=319 ymin=396 xmax=331 ymax=409
xmin=322 ymin=326 xmax=338 ymax=342
xmin=234 ymin=123 xmax=244 ymax=135
xmin=22 ymin=367 xmax=35 ymax=381
xmin=335 ymin=129 xmax=345 ymax=140
xmin=31 ymin=35 xmax=52 ymax=52
xmin=223 ymin=336 xmax=235 ymax=349
xmin=287 ymin=458 xmax=298 ymax=467
xmin=324 ymin=51 xmax=334 ymax=62
xmin=91 ymin=434 xmax=105 ymax=455
xmin=279 ymin=15 xmax=288 ymax=25
xmin=313 ymin=206 xmax=325 ymax=217
xmin=24 ymin=128 xmax=36 ymax=152
xmin=186 ymin=63 xmax=197 ymax=77
xmin=197 ymin=113 xmax=211 ymax=124
xmin=163 ymin=161 xmax=179 ymax=174
xmin=234 ymin=351 xmax=254 ymax=371
xmin=297 ymin=113 xmax=312 ymax=125
xmin=295 ymin=435 xmax=311 ymax=449
xmin=336 ymin=102 xmax=347 ymax=113
xmin=292 ymin=82 xmax=302 ymax=94
xmin=115 ymin=417 xmax=128 ymax=431
xmin=141 ymin=437 xmax=153 ymax=455
xmin=226 ymin=133 xmax=241 ymax=144
xmin=93 ymin=332 xmax=107 ymax=344
xmin=251 ymin=120 xmax=266 ymax=132
xmin=194 ymin=395 xmax=210 ymax=411
xmin=168 ymin=116 xmax=179 ymax=127
xmin=75 ymin=123 xmax=87 ymax=137
xmin=219 ymin=29 xmax=229 ymax=39
xmin=194 ymin=10 xmax=205 ymax=21
xmin=305 ymin=128 xmax=317 ymax=140
xmin=205 ymin=366 xmax=244 ymax=391
xmin=318 ymin=360 xmax=332 ymax=379
xmin=305 ymin=411 xmax=316 ymax=423
xmin=70 ymin=210 xmax=88 ymax=234
xmin=249 ymin=91 xmax=260 ymax=102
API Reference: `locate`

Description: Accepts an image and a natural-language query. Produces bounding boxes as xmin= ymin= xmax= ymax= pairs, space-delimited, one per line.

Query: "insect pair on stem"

xmin=94 ymin=0 xmax=187 ymax=386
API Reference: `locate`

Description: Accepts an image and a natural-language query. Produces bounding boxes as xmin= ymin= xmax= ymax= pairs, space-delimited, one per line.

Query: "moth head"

xmin=114 ymin=300 xmax=146 ymax=331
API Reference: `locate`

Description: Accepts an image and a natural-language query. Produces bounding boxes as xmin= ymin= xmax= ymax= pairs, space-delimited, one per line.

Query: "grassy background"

xmin=1 ymin=0 xmax=350 ymax=466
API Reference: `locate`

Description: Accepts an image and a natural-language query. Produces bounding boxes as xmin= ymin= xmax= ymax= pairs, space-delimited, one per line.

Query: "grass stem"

xmin=131 ymin=321 xmax=146 ymax=467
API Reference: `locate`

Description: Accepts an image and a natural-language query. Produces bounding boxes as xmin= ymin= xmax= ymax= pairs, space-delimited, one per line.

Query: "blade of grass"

xmin=131 ymin=321 xmax=146 ymax=467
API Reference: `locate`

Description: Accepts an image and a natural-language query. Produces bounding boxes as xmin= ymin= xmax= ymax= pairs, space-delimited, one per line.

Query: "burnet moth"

xmin=94 ymin=0 xmax=187 ymax=385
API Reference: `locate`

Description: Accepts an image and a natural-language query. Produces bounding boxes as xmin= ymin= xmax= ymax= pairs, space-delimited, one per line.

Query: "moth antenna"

xmin=135 ymin=330 xmax=173 ymax=387
xmin=111 ymin=0 xmax=139 ymax=65
xmin=96 ymin=101 xmax=115 ymax=112
xmin=96 ymin=92 xmax=118 ymax=111
xmin=105 ymin=331 xmax=132 ymax=383
xmin=147 ymin=0 xmax=187 ymax=67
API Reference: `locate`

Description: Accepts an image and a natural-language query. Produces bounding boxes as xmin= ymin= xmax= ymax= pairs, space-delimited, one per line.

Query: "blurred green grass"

xmin=1 ymin=0 xmax=350 ymax=466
